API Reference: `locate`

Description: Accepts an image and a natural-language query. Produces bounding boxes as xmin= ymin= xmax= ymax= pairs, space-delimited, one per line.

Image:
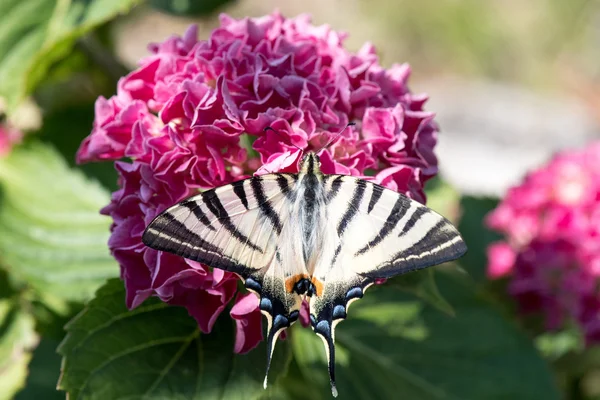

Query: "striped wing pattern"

xmin=143 ymin=174 xmax=294 ymax=274
xmin=310 ymin=175 xmax=466 ymax=395
xmin=143 ymin=154 xmax=467 ymax=398
xmin=142 ymin=173 xmax=307 ymax=384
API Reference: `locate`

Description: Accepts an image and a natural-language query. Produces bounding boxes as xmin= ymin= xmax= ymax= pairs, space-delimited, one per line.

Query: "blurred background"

xmin=6 ymin=0 xmax=599 ymax=193
xmin=38 ymin=0 xmax=600 ymax=195
xmin=1 ymin=0 xmax=600 ymax=399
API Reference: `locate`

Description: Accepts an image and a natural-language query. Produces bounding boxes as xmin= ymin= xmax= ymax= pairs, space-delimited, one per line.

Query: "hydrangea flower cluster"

xmin=77 ymin=12 xmax=440 ymax=353
xmin=486 ymin=143 xmax=600 ymax=344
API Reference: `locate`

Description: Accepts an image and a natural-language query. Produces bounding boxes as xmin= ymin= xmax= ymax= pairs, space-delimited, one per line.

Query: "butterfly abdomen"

xmin=295 ymin=155 xmax=327 ymax=272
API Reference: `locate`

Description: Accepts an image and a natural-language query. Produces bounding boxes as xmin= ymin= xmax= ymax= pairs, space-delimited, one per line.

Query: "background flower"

xmin=77 ymin=12 xmax=440 ymax=353
xmin=0 ymin=122 xmax=22 ymax=156
xmin=486 ymin=143 xmax=600 ymax=345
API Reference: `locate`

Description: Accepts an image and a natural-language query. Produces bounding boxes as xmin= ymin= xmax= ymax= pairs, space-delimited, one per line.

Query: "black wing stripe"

xmin=250 ymin=177 xmax=283 ymax=235
xmin=231 ymin=180 xmax=249 ymax=210
xmin=336 ymin=180 xmax=367 ymax=236
xmin=330 ymin=244 xmax=342 ymax=266
xmin=367 ymin=220 xmax=467 ymax=278
xmin=181 ymin=201 xmax=216 ymax=232
xmin=326 ymin=175 xmax=345 ymax=203
xmin=398 ymin=207 xmax=428 ymax=237
xmin=367 ymin=184 xmax=384 ymax=214
xmin=355 ymin=196 xmax=410 ymax=256
xmin=143 ymin=214 xmax=255 ymax=276
xmin=276 ymin=174 xmax=293 ymax=199
xmin=402 ymin=220 xmax=462 ymax=258
xmin=202 ymin=191 xmax=263 ymax=253
xmin=143 ymin=213 xmax=233 ymax=264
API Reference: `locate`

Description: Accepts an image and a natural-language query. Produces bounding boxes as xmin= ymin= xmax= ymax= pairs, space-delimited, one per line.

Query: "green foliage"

xmin=392 ymin=177 xmax=462 ymax=316
xmin=288 ymin=272 xmax=560 ymax=400
xmin=0 ymin=0 xmax=141 ymax=114
xmin=0 ymin=271 xmax=38 ymax=400
xmin=0 ymin=301 xmax=37 ymax=400
xmin=58 ymin=279 xmax=292 ymax=400
xmin=456 ymin=196 xmax=501 ymax=283
xmin=149 ymin=0 xmax=236 ymax=16
xmin=0 ymin=142 xmax=118 ymax=303
xmin=15 ymin=338 xmax=64 ymax=400
xmin=361 ymin=0 xmax=598 ymax=86
xmin=38 ymin=101 xmax=118 ymax=190
xmin=393 ymin=269 xmax=455 ymax=316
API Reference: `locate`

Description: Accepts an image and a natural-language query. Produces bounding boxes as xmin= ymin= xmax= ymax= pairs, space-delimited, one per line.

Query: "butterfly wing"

xmin=309 ymin=175 xmax=467 ymax=397
xmin=142 ymin=173 xmax=306 ymax=385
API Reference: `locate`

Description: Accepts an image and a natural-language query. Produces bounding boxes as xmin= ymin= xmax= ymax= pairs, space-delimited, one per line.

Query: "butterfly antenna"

xmin=316 ymin=122 xmax=356 ymax=154
xmin=264 ymin=126 xmax=303 ymax=152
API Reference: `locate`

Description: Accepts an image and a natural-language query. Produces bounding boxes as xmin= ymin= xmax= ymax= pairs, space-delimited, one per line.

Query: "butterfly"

xmin=142 ymin=131 xmax=467 ymax=397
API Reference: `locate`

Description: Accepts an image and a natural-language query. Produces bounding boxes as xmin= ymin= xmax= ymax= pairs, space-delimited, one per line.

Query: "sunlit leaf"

xmin=58 ymin=279 xmax=292 ymax=399
xmin=290 ymin=272 xmax=560 ymax=400
xmin=0 ymin=0 xmax=141 ymax=113
xmin=0 ymin=298 xmax=38 ymax=400
xmin=0 ymin=142 xmax=118 ymax=303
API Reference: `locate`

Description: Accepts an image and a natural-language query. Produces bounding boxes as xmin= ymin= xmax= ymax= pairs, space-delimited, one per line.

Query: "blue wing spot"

xmin=245 ymin=277 xmax=262 ymax=292
xmin=260 ymin=298 xmax=273 ymax=313
xmin=333 ymin=305 xmax=347 ymax=320
xmin=345 ymin=287 xmax=363 ymax=301
xmin=273 ymin=314 xmax=289 ymax=329
xmin=316 ymin=320 xmax=331 ymax=337
xmin=289 ymin=310 xmax=299 ymax=322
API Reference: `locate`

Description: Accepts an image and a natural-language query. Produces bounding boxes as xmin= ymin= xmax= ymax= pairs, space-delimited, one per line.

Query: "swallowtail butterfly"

xmin=142 ymin=133 xmax=467 ymax=397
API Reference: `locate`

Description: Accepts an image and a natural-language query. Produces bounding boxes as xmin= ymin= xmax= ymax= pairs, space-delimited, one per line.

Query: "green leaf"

xmin=37 ymin=101 xmax=118 ymax=191
xmin=536 ymin=329 xmax=583 ymax=361
xmin=0 ymin=298 xmax=38 ymax=400
xmin=392 ymin=269 xmax=455 ymax=316
xmin=58 ymin=278 xmax=292 ymax=399
xmin=0 ymin=0 xmax=141 ymax=113
xmin=555 ymin=345 xmax=600 ymax=378
xmin=14 ymin=337 xmax=64 ymax=400
xmin=0 ymin=142 xmax=118 ymax=303
xmin=149 ymin=0 xmax=236 ymax=16
xmin=290 ymin=272 xmax=560 ymax=400
xmin=389 ymin=177 xmax=461 ymax=315
xmin=456 ymin=196 xmax=502 ymax=282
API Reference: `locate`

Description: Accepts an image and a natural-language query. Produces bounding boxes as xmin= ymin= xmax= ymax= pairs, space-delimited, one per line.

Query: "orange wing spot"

xmin=311 ymin=277 xmax=324 ymax=297
xmin=285 ymin=274 xmax=309 ymax=293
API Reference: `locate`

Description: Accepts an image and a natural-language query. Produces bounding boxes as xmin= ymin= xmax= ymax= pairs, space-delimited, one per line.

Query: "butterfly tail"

xmin=263 ymin=323 xmax=282 ymax=389
xmin=262 ymin=310 xmax=294 ymax=389
xmin=313 ymin=319 xmax=339 ymax=397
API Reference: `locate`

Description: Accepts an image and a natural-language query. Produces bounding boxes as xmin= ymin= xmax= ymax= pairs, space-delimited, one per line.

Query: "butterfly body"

xmin=294 ymin=153 xmax=327 ymax=271
xmin=142 ymin=151 xmax=467 ymax=397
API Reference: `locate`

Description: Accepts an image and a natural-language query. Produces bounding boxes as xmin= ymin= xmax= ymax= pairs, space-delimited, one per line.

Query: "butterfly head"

xmin=298 ymin=152 xmax=322 ymax=175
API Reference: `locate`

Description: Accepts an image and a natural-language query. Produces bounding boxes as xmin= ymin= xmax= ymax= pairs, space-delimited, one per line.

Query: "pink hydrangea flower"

xmin=77 ymin=12 xmax=440 ymax=353
xmin=0 ymin=122 xmax=22 ymax=156
xmin=486 ymin=242 xmax=516 ymax=279
xmin=486 ymin=143 xmax=600 ymax=344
